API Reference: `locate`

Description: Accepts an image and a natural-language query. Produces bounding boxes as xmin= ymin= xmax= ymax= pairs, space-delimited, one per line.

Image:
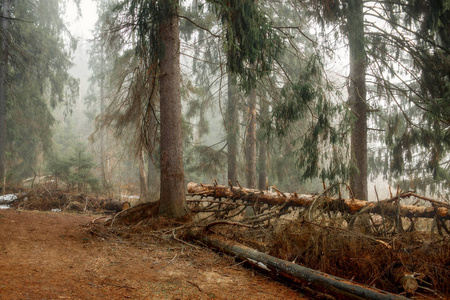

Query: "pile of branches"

xmin=265 ymin=220 xmax=450 ymax=297
xmin=187 ymin=182 xmax=450 ymax=234
xmin=185 ymin=181 xmax=450 ymax=298
xmin=6 ymin=186 xmax=130 ymax=213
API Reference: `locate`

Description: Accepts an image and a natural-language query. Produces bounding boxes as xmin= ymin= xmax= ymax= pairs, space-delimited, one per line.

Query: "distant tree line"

xmin=0 ymin=0 xmax=448 ymax=218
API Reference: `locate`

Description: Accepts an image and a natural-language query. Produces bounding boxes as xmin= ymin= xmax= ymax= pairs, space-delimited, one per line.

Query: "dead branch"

xmin=187 ymin=182 xmax=450 ymax=220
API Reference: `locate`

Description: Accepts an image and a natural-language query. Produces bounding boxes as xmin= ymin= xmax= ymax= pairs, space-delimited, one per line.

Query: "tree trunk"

xmin=147 ymin=80 xmax=160 ymax=199
xmin=348 ymin=0 xmax=368 ymax=200
xmin=147 ymin=148 xmax=159 ymax=198
xmin=0 ymin=0 xmax=11 ymax=189
xmin=187 ymin=182 xmax=450 ymax=220
xmin=158 ymin=2 xmax=188 ymax=218
xmin=226 ymin=73 xmax=238 ymax=185
xmin=139 ymin=149 xmax=148 ymax=200
xmin=245 ymin=88 xmax=257 ymax=188
xmin=258 ymin=97 xmax=268 ymax=190
xmin=100 ymin=44 xmax=108 ymax=191
xmin=191 ymin=233 xmax=408 ymax=300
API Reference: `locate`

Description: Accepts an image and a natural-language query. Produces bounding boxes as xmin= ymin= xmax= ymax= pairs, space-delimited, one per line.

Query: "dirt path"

xmin=0 ymin=209 xmax=305 ymax=299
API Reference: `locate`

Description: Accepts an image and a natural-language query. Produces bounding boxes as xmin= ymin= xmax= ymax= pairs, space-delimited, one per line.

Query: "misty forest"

xmin=0 ymin=0 xmax=449 ymax=299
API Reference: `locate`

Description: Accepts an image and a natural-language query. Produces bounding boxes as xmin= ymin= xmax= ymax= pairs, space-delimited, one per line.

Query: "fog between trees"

xmin=0 ymin=0 xmax=448 ymax=215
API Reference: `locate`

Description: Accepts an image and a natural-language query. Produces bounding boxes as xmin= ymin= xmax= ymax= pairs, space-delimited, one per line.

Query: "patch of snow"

xmin=121 ymin=195 xmax=139 ymax=199
xmin=0 ymin=204 xmax=10 ymax=209
xmin=0 ymin=194 xmax=17 ymax=202
xmin=51 ymin=208 xmax=61 ymax=212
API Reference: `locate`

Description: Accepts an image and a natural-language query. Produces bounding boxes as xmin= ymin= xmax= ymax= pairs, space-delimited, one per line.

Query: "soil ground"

xmin=0 ymin=209 xmax=305 ymax=299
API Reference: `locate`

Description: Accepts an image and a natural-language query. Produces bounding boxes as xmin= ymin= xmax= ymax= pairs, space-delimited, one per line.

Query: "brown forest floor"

xmin=0 ymin=209 xmax=305 ymax=300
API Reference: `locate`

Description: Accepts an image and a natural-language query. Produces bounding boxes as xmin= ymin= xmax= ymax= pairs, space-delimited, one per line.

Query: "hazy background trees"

xmin=0 ymin=0 xmax=447 ymax=205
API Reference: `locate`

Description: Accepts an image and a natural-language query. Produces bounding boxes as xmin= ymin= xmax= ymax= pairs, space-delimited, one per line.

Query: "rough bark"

xmin=192 ymin=233 xmax=408 ymax=300
xmin=245 ymin=88 xmax=257 ymax=188
xmin=158 ymin=3 xmax=188 ymax=218
xmin=187 ymin=182 xmax=450 ymax=220
xmin=0 ymin=0 xmax=10 ymax=189
xmin=226 ymin=73 xmax=238 ymax=185
xmin=348 ymin=0 xmax=368 ymax=200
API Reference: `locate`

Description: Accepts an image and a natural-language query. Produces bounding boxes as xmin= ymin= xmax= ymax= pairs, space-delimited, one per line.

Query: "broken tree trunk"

xmin=187 ymin=182 xmax=450 ymax=220
xmin=191 ymin=233 xmax=408 ymax=300
xmin=390 ymin=267 xmax=418 ymax=295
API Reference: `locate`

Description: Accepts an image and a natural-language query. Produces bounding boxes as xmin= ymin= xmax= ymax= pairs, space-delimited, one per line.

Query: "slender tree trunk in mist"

xmin=0 ymin=0 xmax=10 ymax=189
xmin=139 ymin=149 xmax=148 ymax=199
xmin=258 ymin=98 xmax=268 ymax=190
xmin=147 ymin=91 xmax=160 ymax=199
xmin=100 ymin=48 xmax=108 ymax=191
xmin=245 ymin=89 xmax=257 ymax=188
xmin=226 ymin=73 xmax=238 ymax=185
xmin=147 ymin=149 xmax=159 ymax=198
xmin=158 ymin=3 xmax=188 ymax=218
xmin=348 ymin=0 xmax=368 ymax=200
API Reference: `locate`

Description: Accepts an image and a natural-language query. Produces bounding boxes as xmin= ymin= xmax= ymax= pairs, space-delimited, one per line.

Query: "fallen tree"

xmin=189 ymin=232 xmax=409 ymax=300
xmin=187 ymin=182 xmax=450 ymax=220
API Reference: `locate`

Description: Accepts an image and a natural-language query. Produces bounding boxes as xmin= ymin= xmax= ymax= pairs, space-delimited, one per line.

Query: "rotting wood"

xmin=190 ymin=233 xmax=409 ymax=300
xmin=187 ymin=182 xmax=450 ymax=220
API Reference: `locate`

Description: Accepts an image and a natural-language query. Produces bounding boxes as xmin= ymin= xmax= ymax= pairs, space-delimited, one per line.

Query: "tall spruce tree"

xmin=0 ymin=0 xmax=79 ymax=187
xmin=299 ymin=0 xmax=449 ymax=197
xmin=0 ymin=0 xmax=11 ymax=188
xmin=347 ymin=0 xmax=367 ymax=200
xmin=109 ymin=0 xmax=188 ymax=217
xmin=227 ymin=73 xmax=239 ymax=185
xmin=157 ymin=1 xmax=187 ymax=217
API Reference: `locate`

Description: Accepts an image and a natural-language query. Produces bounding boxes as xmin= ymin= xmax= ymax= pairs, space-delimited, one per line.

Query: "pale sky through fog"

xmin=65 ymin=0 xmax=98 ymax=40
xmin=59 ymin=0 xmax=98 ymax=139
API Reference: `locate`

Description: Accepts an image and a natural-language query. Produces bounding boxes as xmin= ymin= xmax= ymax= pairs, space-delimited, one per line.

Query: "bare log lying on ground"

xmin=104 ymin=201 xmax=159 ymax=226
xmin=187 ymin=182 xmax=450 ymax=220
xmin=91 ymin=198 xmax=131 ymax=213
xmin=190 ymin=233 xmax=408 ymax=300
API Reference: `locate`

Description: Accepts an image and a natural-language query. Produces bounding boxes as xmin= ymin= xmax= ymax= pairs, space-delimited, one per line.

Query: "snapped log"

xmin=187 ymin=182 xmax=450 ymax=220
xmin=192 ymin=233 xmax=409 ymax=300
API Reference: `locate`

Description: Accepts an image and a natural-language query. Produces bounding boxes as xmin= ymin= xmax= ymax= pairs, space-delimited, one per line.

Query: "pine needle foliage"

xmin=267 ymin=53 xmax=351 ymax=183
xmin=1 ymin=0 xmax=79 ymax=183
xmin=115 ymin=0 xmax=179 ymax=67
xmin=207 ymin=0 xmax=283 ymax=91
